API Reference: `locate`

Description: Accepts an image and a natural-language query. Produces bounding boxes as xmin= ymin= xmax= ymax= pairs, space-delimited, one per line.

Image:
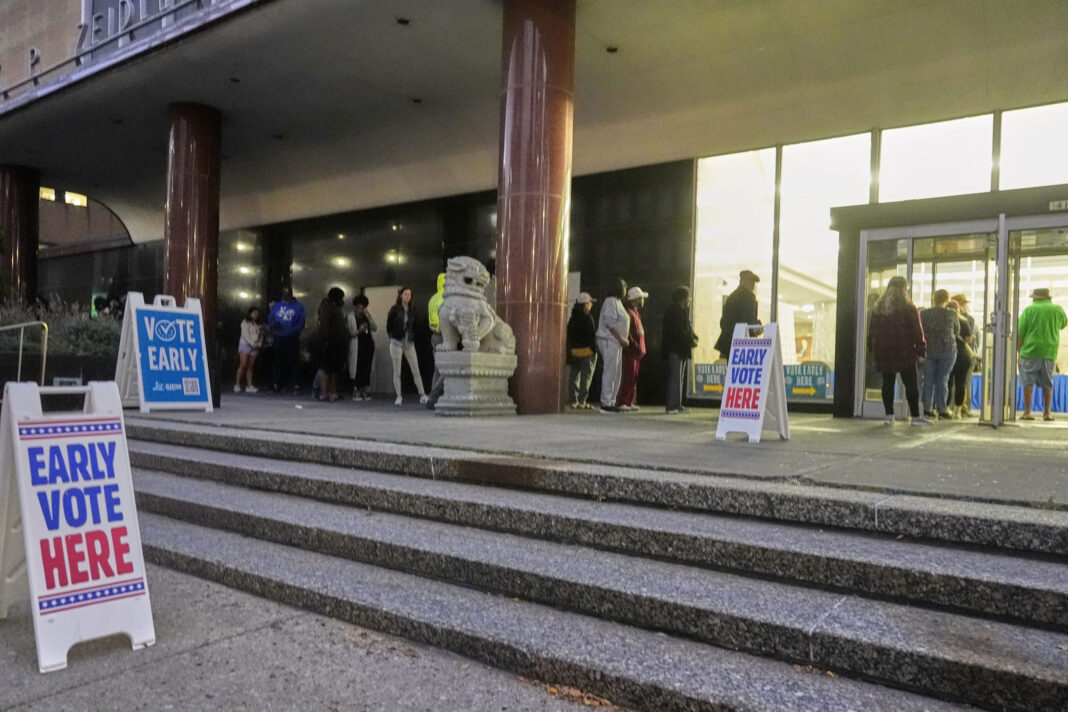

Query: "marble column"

xmin=164 ymin=103 xmax=221 ymax=356
xmin=496 ymin=0 xmax=575 ymax=414
xmin=0 ymin=165 xmax=40 ymax=304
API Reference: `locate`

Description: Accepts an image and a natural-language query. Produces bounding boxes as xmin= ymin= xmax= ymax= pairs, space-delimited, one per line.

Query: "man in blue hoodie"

xmin=269 ymin=286 xmax=306 ymax=393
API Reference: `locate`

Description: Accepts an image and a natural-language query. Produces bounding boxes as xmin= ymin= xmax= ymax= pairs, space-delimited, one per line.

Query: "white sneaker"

xmin=882 ymin=416 xmax=894 ymax=425
xmin=246 ymin=385 xmax=258 ymax=394
xmin=233 ymin=385 xmax=242 ymax=393
xmin=911 ymin=416 xmax=933 ymax=426
xmin=419 ymin=394 xmax=430 ymax=405
xmin=395 ymin=396 xmax=403 ymax=406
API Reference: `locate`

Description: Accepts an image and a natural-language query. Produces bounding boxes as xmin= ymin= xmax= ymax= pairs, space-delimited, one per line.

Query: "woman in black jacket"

xmin=661 ymin=286 xmax=698 ymax=413
xmin=566 ymin=292 xmax=598 ymax=409
xmin=316 ymin=286 xmax=348 ymax=402
xmin=385 ymin=287 xmax=428 ymax=406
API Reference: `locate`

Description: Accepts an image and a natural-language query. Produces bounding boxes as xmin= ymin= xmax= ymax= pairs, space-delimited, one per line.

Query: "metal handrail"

xmin=0 ymin=321 xmax=49 ymax=385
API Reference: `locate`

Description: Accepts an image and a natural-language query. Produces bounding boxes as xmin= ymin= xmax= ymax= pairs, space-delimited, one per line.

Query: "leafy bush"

xmin=0 ymin=296 xmax=121 ymax=357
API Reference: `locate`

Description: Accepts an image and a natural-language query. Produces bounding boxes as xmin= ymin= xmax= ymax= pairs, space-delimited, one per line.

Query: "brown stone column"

xmin=496 ymin=0 xmax=575 ymax=414
xmin=0 ymin=165 xmax=40 ymax=304
xmin=164 ymin=103 xmax=221 ymax=356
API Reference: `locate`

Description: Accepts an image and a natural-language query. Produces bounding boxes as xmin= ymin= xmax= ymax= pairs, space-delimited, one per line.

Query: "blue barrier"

xmin=969 ymin=373 xmax=1068 ymax=412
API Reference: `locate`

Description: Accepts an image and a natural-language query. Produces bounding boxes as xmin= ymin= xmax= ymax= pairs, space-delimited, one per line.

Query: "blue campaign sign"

xmin=135 ymin=307 xmax=209 ymax=405
xmin=694 ymin=362 xmax=833 ymax=400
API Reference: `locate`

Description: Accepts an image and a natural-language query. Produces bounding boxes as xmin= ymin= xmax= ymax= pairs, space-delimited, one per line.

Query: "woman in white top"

xmin=595 ymin=279 xmax=630 ymax=413
xmin=235 ymin=306 xmax=265 ymax=393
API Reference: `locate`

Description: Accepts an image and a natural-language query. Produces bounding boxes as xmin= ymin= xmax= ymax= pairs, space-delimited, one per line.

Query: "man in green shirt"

xmin=1016 ymin=287 xmax=1067 ymax=421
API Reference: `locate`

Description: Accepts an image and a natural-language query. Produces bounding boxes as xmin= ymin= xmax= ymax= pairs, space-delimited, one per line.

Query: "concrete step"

xmin=129 ymin=440 xmax=1068 ymax=630
xmin=138 ymin=512 xmax=972 ymax=712
xmin=133 ymin=469 xmax=1068 ymax=712
xmin=126 ymin=421 xmax=1068 ymax=556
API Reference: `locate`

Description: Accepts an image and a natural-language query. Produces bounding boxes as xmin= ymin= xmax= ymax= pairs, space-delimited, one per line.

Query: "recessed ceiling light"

xmin=273 ymin=133 xmax=284 ymax=140
xmin=229 ymin=76 xmax=241 ymax=84
xmin=606 ymin=46 xmax=618 ymax=54
xmin=411 ymin=97 xmax=423 ymax=104
xmin=396 ymin=17 xmax=410 ymax=25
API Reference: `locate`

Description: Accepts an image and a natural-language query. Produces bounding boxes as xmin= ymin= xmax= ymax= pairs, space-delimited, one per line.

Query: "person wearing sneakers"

xmin=661 ymin=286 xmax=697 ymax=414
xmin=386 ymin=286 xmax=429 ymax=406
xmin=1017 ymin=287 xmax=1067 ymax=421
xmin=867 ymin=276 xmax=930 ymax=426
xmin=920 ymin=289 xmax=959 ymax=420
xmin=950 ymin=293 xmax=979 ymax=416
xmin=596 ymin=279 xmax=630 ymax=414
xmin=346 ymin=294 xmax=376 ymax=401
xmin=235 ymin=306 xmax=264 ymax=393
xmin=566 ymin=292 xmax=598 ymax=409
xmin=616 ymin=286 xmax=648 ymax=412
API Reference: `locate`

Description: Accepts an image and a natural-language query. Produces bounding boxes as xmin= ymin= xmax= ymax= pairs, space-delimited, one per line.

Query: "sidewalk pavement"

xmin=0 ymin=565 xmax=629 ymax=712
xmin=135 ymin=393 xmax=1068 ymax=509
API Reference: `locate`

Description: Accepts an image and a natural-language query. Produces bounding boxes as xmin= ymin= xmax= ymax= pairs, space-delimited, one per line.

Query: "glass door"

xmin=857 ymin=221 xmax=997 ymax=418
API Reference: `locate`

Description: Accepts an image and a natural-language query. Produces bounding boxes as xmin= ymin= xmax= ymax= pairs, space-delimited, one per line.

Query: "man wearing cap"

xmin=566 ymin=292 xmax=598 ymax=409
xmin=1017 ymin=287 xmax=1067 ymax=421
xmin=616 ymin=286 xmax=649 ymax=411
xmin=714 ymin=270 xmax=760 ymax=359
xmin=950 ymin=293 xmax=978 ymax=416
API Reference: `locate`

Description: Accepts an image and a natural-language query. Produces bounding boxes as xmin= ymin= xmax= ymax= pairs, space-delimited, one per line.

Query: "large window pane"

xmin=879 ymin=115 xmax=992 ymax=202
xmin=779 ymin=133 xmax=870 ymax=384
xmin=1000 ymin=102 xmax=1068 ymax=190
xmin=692 ymin=149 xmax=775 ymax=371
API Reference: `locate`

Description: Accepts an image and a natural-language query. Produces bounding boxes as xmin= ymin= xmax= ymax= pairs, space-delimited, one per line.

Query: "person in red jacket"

xmin=867 ymin=276 xmax=930 ymax=426
xmin=617 ymin=286 xmax=649 ymax=411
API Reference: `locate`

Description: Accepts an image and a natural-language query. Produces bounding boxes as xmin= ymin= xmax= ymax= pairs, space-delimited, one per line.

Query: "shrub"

xmin=0 ymin=296 xmax=121 ymax=357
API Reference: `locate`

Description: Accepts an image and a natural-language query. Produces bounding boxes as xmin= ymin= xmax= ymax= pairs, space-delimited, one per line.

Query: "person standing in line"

xmin=616 ymin=286 xmax=649 ymax=412
xmin=425 ymin=272 xmax=446 ymax=409
xmin=868 ymin=276 xmax=930 ymax=426
xmin=347 ymin=294 xmax=377 ymax=401
xmin=950 ymin=293 xmax=979 ymax=416
xmin=1017 ymin=287 xmax=1067 ymax=421
xmin=566 ymin=292 xmax=598 ymax=409
xmin=234 ymin=306 xmax=264 ymax=393
xmin=662 ymin=286 xmax=698 ymax=414
xmin=316 ymin=287 xmax=348 ymax=402
xmin=596 ymin=279 xmax=630 ymax=414
xmin=920 ymin=289 xmax=959 ymax=420
xmin=386 ymin=286 xmax=429 ymax=406
xmin=268 ymin=286 xmax=305 ymax=393
xmin=714 ymin=270 xmax=760 ymax=360
xmin=945 ymin=299 xmax=974 ymax=419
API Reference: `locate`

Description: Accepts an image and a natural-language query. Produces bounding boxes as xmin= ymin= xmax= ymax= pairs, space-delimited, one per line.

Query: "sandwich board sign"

xmin=715 ymin=323 xmax=790 ymax=443
xmin=115 ymin=292 xmax=213 ymax=412
xmin=0 ymin=381 xmax=155 ymax=672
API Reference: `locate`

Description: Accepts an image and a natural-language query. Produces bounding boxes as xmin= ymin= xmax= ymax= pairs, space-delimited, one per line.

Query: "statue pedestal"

xmin=434 ymin=351 xmax=517 ymax=416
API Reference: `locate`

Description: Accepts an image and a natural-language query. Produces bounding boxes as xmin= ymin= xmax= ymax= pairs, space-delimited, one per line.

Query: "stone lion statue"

xmin=437 ymin=256 xmax=515 ymax=355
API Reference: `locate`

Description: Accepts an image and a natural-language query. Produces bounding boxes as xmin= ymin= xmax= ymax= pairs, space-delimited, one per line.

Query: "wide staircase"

xmin=125 ymin=418 xmax=1068 ymax=712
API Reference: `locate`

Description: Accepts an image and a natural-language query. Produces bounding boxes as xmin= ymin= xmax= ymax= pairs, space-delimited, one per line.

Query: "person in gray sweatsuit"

xmin=596 ymin=278 xmax=630 ymax=413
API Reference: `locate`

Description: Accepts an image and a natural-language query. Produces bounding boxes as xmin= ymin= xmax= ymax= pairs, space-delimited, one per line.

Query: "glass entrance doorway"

xmin=856 ymin=216 xmax=1068 ymax=425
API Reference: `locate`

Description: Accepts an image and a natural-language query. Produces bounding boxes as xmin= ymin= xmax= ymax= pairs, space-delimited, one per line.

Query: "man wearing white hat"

xmin=1017 ymin=287 xmax=1067 ymax=421
xmin=617 ymin=286 xmax=649 ymax=411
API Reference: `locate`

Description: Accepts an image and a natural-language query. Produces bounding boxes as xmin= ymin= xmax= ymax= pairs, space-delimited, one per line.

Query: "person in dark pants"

xmin=315 ymin=286 xmax=348 ymax=402
xmin=268 ymin=286 xmax=305 ymax=393
xmin=661 ymin=286 xmax=698 ymax=414
xmin=714 ymin=270 xmax=760 ymax=359
xmin=946 ymin=299 xmax=973 ymax=419
xmin=868 ymin=276 xmax=930 ymax=426
xmin=566 ymin=292 xmax=598 ymax=409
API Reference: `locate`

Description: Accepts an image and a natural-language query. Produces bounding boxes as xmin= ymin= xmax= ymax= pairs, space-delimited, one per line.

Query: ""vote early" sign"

xmin=115 ymin=292 xmax=213 ymax=412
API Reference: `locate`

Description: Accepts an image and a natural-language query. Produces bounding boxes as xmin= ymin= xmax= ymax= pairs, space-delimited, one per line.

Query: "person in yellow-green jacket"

xmin=425 ymin=272 xmax=446 ymax=409
xmin=1017 ymin=287 xmax=1067 ymax=421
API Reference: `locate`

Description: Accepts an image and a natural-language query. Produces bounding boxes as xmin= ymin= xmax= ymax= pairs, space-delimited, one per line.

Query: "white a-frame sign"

xmin=0 ymin=382 xmax=155 ymax=672
xmin=715 ymin=322 xmax=790 ymax=443
xmin=116 ymin=292 xmax=213 ymax=412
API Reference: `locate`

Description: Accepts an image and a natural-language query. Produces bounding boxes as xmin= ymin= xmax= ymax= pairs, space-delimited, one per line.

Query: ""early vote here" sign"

xmin=716 ymin=323 xmax=789 ymax=443
xmin=0 ymin=382 xmax=155 ymax=673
